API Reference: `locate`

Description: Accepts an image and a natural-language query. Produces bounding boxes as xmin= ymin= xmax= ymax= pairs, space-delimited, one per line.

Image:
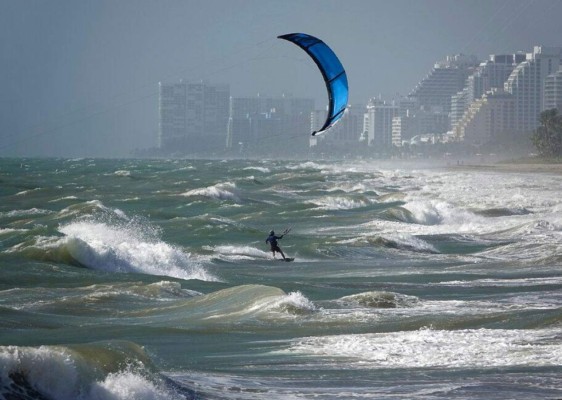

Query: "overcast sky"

xmin=2 ymin=0 xmax=562 ymax=157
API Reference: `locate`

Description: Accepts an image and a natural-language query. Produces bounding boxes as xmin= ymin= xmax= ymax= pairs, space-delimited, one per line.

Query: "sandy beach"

xmin=450 ymin=162 xmax=562 ymax=175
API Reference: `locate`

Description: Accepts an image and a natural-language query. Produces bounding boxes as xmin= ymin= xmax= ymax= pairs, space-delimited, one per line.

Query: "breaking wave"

xmin=0 ymin=341 xmax=192 ymax=400
xmin=182 ymin=182 xmax=240 ymax=202
xmin=7 ymin=214 xmax=217 ymax=282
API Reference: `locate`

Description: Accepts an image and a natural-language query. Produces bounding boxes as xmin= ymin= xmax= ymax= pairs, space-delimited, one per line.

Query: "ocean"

xmin=0 ymin=157 xmax=561 ymax=399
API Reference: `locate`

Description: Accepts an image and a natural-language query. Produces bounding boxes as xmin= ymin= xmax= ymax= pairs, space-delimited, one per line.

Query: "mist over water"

xmin=0 ymin=158 xmax=561 ymax=399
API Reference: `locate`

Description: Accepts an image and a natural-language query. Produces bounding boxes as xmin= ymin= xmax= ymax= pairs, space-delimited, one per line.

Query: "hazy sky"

xmin=2 ymin=0 xmax=562 ymax=157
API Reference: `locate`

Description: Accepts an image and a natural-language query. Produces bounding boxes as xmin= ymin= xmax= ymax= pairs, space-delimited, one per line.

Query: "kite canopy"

xmin=278 ymin=33 xmax=349 ymax=136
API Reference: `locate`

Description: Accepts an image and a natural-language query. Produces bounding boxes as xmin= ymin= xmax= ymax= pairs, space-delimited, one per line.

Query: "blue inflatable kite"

xmin=278 ymin=33 xmax=349 ymax=136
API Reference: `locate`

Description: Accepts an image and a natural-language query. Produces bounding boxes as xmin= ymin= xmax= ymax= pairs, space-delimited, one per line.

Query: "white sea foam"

xmin=0 ymin=208 xmax=52 ymax=218
xmin=58 ymin=200 xmax=113 ymax=218
xmin=308 ymin=196 xmax=371 ymax=210
xmin=113 ymin=170 xmax=131 ymax=177
xmin=0 ymin=228 xmax=27 ymax=235
xmin=0 ymin=345 xmax=185 ymax=400
xmin=284 ymin=328 xmax=562 ymax=369
xmin=287 ymin=161 xmax=325 ymax=171
xmin=182 ymin=182 xmax=240 ymax=202
xmin=49 ymin=195 xmax=79 ymax=203
xmin=247 ymin=290 xmax=317 ymax=316
xmin=89 ymin=370 xmax=176 ymax=400
xmin=243 ymin=166 xmax=270 ymax=173
xmin=326 ymin=182 xmax=370 ymax=193
xmin=211 ymin=245 xmax=271 ymax=261
xmin=263 ymin=291 xmax=317 ymax=315
xmin=0 ymin=345 xmax=79 ymax=400
xmin=14 ymin=188 xmax=42 ymax=196
xmin=435 ymin=276 xmax=562 ymax=288
xmin=369 ymin=233 xmax=439 ymax=253
xmin=57 ymin=218 xmax=217 ymax=281
xmin=403 ymin=200 xmax=481 ymax=227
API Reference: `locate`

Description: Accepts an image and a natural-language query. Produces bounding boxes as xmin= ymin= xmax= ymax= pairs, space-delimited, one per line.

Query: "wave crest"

xmin=8 ymin=215 xmax=217 ymax=282
xmin=0 ymin=341 xmax=188 ymax=400
xmin=182 ymin=182 xmax=240 ymax=202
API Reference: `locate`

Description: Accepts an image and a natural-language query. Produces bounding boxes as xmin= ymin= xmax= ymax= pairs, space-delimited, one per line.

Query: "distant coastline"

xmin=451 ymin=157 xmax=562 ymax=174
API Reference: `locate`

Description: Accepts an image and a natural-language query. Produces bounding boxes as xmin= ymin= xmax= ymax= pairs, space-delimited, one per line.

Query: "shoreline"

xmin=448 ymin=162 xmax=562 ymax=174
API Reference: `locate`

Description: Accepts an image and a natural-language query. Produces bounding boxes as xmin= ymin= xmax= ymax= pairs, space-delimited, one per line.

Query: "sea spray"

xmin=58 ymin=216 xmax=216 ymax=281
xmin=0 ymin=341 xmax=189 ymax=400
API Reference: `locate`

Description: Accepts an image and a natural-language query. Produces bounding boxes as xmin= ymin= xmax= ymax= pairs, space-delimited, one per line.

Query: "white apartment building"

xmin=158 ymin=81 xmax=230 ymax=153
xmin=504 ymin=46 xmax=562 ymax=134
xmin=363 ymin=99 xmax=398 ymax=149
xmin=409 ymin=54 xmax=478 ymax=114
xmin=453 ymin=88 xmax=515 ymax=145
xmin=544 ymin=67 xmax=562 ymax=112
xmin=186 ymin=82 xmax=230 ymax=152
xmin=467 ymin=53 xmax=526 ymax=104
xmin=450 ymin=87 xmax=470 ymax=128
xmin=451 ymin=53 xmax=523 ymax=132
xmin=392 ymin=115 xmax=419 ymax=146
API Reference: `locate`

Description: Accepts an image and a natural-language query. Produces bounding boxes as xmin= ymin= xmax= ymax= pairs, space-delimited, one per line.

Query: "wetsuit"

xmin=265 ymin=233 xmax=285 ymax=258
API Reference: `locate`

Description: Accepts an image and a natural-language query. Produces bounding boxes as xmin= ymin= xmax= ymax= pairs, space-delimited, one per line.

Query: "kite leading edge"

xmin=278 ymin=33 xmax=349 ymax=136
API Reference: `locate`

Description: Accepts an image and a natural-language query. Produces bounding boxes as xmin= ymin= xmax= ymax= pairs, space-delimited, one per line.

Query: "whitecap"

xmin=243 ymin=166 xmax=270 ymax=173
xmin=113 ymin=170 xmax=131 ymax=177
xmin=0 ymin=208 xmax=52 ymax=218
xmin=58 ymin=219 xmax=217 ymax=281
xmin=182 ymin=182 xmax=240 ymax=202
xmin=307 ymin=196 xmax=371 ymax=210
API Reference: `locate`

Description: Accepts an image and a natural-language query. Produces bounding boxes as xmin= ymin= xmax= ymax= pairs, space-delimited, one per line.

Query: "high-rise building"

xmin=392 ymin=115 xmax=419 ymax=146
xmin=158 ymin=81 xmax=230 ymax=154
xmin=450 ymin=53 xmax=524 ymax=132
xmin=226 ymin=94 xmax=314 ymax=156
xmin=450 ymin=87 xmax=470 ymax=128
xmin=409 ymin=54 xmax=479 ymax=114
xmin=310 ymin=106 xmax=362 ymax=154
xmin=544 ymin=67 xmax=562 ymax=112
xmin=453 ymin=88 xmax=515 ymax=145
xmin=467 ymin=53 xmax=526 ymax=104
xmin=363 ymin=99 xmax=398 ymax=149
xmin=158 ymin=82 xmax=187 ymax=150
xmin=504 ymin=46 xmax=562 ymax=134
xmin=185 ymin=82 xmax=230 ymax=153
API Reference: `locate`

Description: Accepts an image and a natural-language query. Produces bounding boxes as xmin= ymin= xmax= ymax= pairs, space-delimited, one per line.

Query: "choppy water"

xmin=0 ymin=157 xmax=561 ymax=399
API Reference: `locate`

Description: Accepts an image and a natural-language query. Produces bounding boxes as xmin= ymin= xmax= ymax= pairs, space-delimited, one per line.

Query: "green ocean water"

xmin=0 ymin=157 xmax=561 ymax=399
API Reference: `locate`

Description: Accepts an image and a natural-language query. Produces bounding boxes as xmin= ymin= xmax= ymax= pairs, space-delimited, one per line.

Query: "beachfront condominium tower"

xmin=450 ymin=53 xmax=525 ymax=131
xmin=158 ymin=81 xmax=230 ymax=155
xmin=226 ymin=94 xmax=314 ymax=157
xmin=453 ymin=88 xmax=515 ymax=145
xmin=363 ymin=98 xmax=398 ymax=150
xmin=467 ymin=53 xmax=527 ymax=104
xmin=504 ymin=46 xmax=562 ymax=135
xmin=409 ymin=54 xmax=479 ymax=114
xmin=158 ymin=81 xmax=187 ymax=151
xmin=185 ymin=82 xmax=230 ymax=153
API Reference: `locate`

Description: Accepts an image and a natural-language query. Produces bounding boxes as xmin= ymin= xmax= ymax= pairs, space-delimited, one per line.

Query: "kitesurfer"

xmin=265 ymin=230 xmax=286 ymax=260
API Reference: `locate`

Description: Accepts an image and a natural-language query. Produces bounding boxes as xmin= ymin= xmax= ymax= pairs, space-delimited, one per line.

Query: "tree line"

xmin=532 ymin=109 xmax=562 ymax=158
